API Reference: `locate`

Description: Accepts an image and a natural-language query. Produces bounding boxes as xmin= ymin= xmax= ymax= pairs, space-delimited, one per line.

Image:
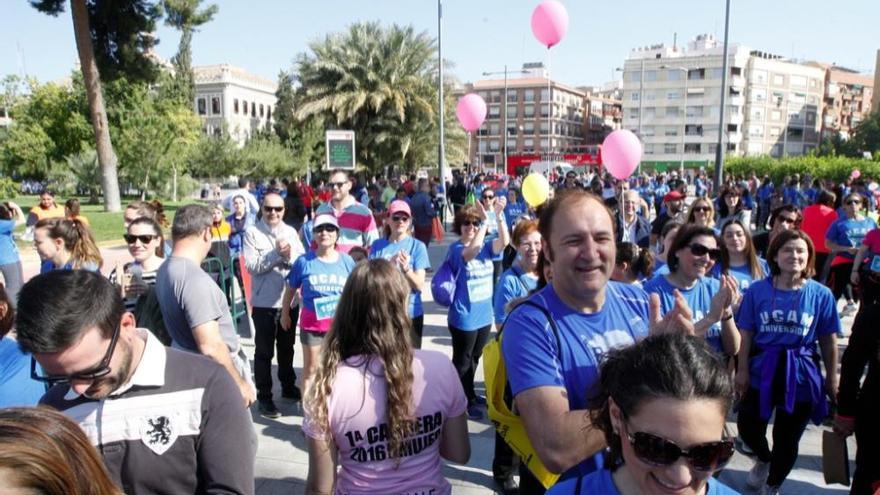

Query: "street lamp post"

xmin=714 ymin=0 xmax=732 ymax=191
xmin=483 ymin=66 xmax=527 ymax=175
xmin=662 ymin=65 xmax=689 ymax=177
xmin=437 ymin=0 xmax=447 ymax=218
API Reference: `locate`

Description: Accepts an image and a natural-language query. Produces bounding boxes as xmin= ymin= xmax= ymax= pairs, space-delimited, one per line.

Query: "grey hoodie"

xmin=242 ymin=220 xmax=303 ymax=308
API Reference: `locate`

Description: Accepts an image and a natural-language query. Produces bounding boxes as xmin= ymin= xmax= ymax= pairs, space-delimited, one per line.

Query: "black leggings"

xmin=448 ymin=324 xmax=491 ymax=404
xmin=737 ymin=388 xmax=813 ymax=487
xmin=830 ymin=262 xmax=855 ymax=303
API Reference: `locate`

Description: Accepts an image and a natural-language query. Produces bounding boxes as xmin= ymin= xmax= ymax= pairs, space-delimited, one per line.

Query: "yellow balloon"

xmin=522 ymin=173 xmax=550 ymax=207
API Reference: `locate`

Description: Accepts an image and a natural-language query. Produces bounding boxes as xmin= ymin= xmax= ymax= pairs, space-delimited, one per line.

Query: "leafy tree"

xmin=48 ymin=150 xmax=102 ymax=202
xmin=238 ymin=131 xmax=301 ymax=179
xmin=29 ymin=0 xmax=163 ymax=211
xmin=162 ymin=0 xmax=218 ymax=105
xmin=849 ymin=110 xmax=880 ymax=159
xmin=188 ymin=131 xmax=240 ymax=178
xmin=274 ymin=71 xmax=325 ymax=176
xmin=293 ymin=22 xmax=441 ymax=173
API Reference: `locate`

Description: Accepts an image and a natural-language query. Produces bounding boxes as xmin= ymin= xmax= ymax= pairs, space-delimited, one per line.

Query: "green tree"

xmin=162 ymin=0 xmax=218 ymax=105
xmin=274 ymin=71 xmax=325 ymax=176
xmin=238 ymin=132 xmax=301 ymax=178
xmin=293 ymin=22 xmax=440 ymax=173
xmin=30 ymin=0 xmax=163 ymax=211
xmin=849 ymin=110 xmax=880 ymax=159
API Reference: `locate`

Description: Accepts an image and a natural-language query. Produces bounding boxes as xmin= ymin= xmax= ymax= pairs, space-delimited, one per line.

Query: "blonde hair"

xmin=34 ymin=218 xmax=103 ymax=270
xmin=304 ymin=259 xmax=414 ymax=464
xmin=686 ymin=198 xmax=716 ymax=228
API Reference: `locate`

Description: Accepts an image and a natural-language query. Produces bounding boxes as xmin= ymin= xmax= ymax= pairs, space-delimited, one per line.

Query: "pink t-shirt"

xmin=303 ymin=350 xmax=467 ymax=495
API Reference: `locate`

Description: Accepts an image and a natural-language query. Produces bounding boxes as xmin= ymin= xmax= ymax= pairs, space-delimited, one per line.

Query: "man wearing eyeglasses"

xmin=155 ymin=204 xmax=256 ymax=407
xmin=313 ymin=169 xmax=379 ymax=254
xmin=15 ymin=270 xmax=256 ymax=494
xmin=243 ymin=193 xmax=304 ymax=419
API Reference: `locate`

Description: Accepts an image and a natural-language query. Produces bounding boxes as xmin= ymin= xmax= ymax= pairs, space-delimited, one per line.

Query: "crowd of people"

xmin=0 ymin=166 xmax=877 ymax=495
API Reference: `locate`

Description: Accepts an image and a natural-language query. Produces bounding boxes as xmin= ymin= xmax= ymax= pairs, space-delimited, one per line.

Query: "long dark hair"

xmin=666 ymin=224 xmax=718 ymax=273
xmin=589 ymin=333 xmax=734 ymax=469
xmin=719 ymin=219 xmax=763 ymax=280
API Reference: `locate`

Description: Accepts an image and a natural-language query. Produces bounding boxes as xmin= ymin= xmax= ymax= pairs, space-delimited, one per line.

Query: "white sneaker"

xmin=747 ymin=460 xmax=771 ymax=489
xmin=841 ymin=302 xmax=857 ymax=317
xmin=758 ymin=485 xmax=780 ymax=495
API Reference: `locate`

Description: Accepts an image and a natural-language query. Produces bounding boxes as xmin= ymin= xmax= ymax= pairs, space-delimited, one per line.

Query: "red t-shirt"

xmin=801 ymin=204 xmax=837 ymax=254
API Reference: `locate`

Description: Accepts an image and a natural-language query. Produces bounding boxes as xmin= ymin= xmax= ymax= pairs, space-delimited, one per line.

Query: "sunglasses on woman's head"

xmin=625 ymin=429 xmax=734 ymax=472
xmin=688 ymin=243 xmax=721 ymax=261
xmin=124 ymin=234 xmax=157 ymax=245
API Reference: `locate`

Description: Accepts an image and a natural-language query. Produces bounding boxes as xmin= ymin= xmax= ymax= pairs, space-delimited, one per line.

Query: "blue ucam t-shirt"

xmin=736 ymin=278 xmax=840 ymax=401
xmin=547 ymin=467 xmax=741 ymax=495
xmin=0 ymin=219 xmax=20 ymax=265
xmin=447 ymin=240 xmax=501 ymax=331
xmin=643 ymin=275 xmax=724 ymax=353
xmin=287 ymin=251 xmax=356 ymax=332
xmin=369 ymin=236 xmax=431 ymax=317
xmin=826 ymin=216 xmax=877 ymax=260
xmin=501 ymin=283 xmax=651 ymax=481
xmin=503 ymin=201 xmax=528 ymax=231
xmin=709 ymin=258 xmax=770 ymax=292
xmin=493 ymin=266 xmax=538 ymax=325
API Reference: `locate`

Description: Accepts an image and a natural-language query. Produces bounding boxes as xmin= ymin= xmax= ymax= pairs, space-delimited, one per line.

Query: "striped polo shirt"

xmin=40 ymin=330 xmax=256 ymax=495
xmin=314 ymin=199 xmax=379 ymax=254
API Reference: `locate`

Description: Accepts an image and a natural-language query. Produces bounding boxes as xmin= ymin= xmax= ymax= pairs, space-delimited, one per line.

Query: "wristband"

xmin=721 ymin=312 xmax=733 ymax=322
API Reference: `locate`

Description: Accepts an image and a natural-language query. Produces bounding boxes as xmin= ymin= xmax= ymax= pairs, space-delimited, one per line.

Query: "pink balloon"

xmin=602 ymin=130 xmax=643 ymax=180
xmin=456 ymin=93 xmax=487 ymax=133
xmin=851 ymin=169 xmax=861 ymax=180
xmin=531 ymin=0 xmax=569 ymax=49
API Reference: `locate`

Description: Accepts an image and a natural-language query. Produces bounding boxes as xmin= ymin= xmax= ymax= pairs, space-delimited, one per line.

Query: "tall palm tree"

xmin=294 ymin=22 xmax=440 ymax=173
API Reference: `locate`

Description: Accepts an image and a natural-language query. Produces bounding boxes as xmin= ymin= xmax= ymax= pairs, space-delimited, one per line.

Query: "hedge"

xmin=719 ymin=155 xmax=880 ymax=184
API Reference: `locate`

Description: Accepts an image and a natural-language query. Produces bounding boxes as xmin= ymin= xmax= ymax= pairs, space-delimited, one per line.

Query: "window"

xmin=806 ymin=112 xmax=816 ymax=124
xmin=259 ymin=104 xmax=264 ymax=118
xmin=644 ymin=107 xmax=656 ymax=118
xmin=686 ymin=106 xmax=702 ymax=118
xmin=749 ymin=125 xmax=764 ymax=137
xmin=685 ymin=125 xmax=703 ymax=136
xmin=667 ymin=70 xmax=682 ymax=81
xmin=507 ymin=126 xmax=517 ymax=136
xmin=730 ymin=67 xmax=743 ymax=76
xmin=751 ymin=69 xmax=768 ymax=84
xmin=644 ymin=70 xmax=658 ymax=82
xmin=790 ymin=93 xmax=806 ymax=105
xmin=667 ymin=90 xmax=681 ymax=100
xmin=631 ymin=92 xmax=640 ymax=102
xmin=524 ymin=122 xmax=535 ymax=133
xmin=541 ymin=104 xmax=551 ymax=117
xmin=242 ymin=101 xmax=248 ymax=115
xmin=750 ymin=108 xmax=764 ymax=120
xmin=642 ymin=127 xmax=655 ymax=136
xmin=490 ymin=91 xmax=501 ymax=103
xmin=251 ymin=103 xmax=256 ymax=117
xmin=507 ymin=91 xmax=518 ymax=103
xmin=685 ymin=143 xmax=701 ymax=154
xmin=751 ymin=88 xmax=767 ymax=103
xmin=709 ymin=68 xmax=724 ymax=79
xmin=524 ymin=89 xmax=535 ymax=102
xmin=644 ymin=143 xmax=655 ymax=155
xmin=665 ymin=127 xmax=678 ymax=137
xmin=540 ymin=122 xmax=550 ymax=133
xmin=540 ymin=138 xmax=549 ymax=149
xmin=489 ymin=105 xmax=500 ymax=118
xmin=197 ymin=98 xmax=207 ymax=115
xmin=524 ymin=104 xmax=535 ymax=117
xmin=540 ymin=88 xmax=549 ymax=101
xmin=489 ymin=123 xmax=500 ymax=135
xmin=233 ymin=99 xmax=239 ymax=114
xmin=687 ymin=68 xmax=705 ymax=81
xmin=629 ymin=71 xmax=641 ymax=83
xmin=211 ymin=96 xmax=221 ymax=115
xmin=786 ymin=127 xmax=804 ymax=140
xmin=665 ymin=107 xmax=680 ymax=117
xmin=771 ymin=92 xmax=785 ymax=106
xmin=507 ymin=105 xmax=517 ymax=118
xmin=790 ymin=75 xmax=807 ymax=87
xmin=267 ymin=107 xmax=272 ymax=120
xmin=489 ymin=140 xmax=500 ymax=152
xmin=664 ymin=143 xmax=678 ymax=154
xmin=523 ymin=138 xmax=534 ymax=149
xmin=507 ymin=138 xmax=517 ymax=149
xmin=645 ymin=90 xmax=657 ymax=101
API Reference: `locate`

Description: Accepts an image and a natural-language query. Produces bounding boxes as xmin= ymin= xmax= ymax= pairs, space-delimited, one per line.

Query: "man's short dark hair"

xmin=237 ymin=177 xmax=248 ymax=188
xmin=171 ymin=204 xmax=212 ymax=241
xmin=15 ymin=271 xmax=124 ymax=354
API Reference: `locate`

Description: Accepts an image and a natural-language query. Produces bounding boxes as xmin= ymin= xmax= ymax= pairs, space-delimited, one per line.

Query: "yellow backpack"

xmin=482 ymin=300 xmax=561 ymax=489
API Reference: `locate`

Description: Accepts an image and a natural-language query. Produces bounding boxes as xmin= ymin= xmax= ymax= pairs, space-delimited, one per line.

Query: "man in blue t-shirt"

xmin=501 ymin=190 xmax=694 ymax=491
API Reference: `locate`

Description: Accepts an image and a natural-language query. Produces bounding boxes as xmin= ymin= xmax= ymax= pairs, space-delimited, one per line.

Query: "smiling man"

xmin=14 ymin=270 xmax=255 ymax=494
xmin=500 ymin=189 xmax=693 ymax=493
xmin=313 ymin=169 xmax=378 ymax=254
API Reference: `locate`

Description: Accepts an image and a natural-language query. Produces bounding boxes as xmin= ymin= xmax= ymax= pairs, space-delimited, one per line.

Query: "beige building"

xmin=193 ymin=64 xmax=277 ymax=144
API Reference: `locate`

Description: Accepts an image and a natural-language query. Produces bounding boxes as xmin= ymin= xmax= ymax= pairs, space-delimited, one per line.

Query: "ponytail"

xmin=632 ymin=246 xmax=654 ymax=279
xmin=69 ymin=219 xmax=103 ymax=270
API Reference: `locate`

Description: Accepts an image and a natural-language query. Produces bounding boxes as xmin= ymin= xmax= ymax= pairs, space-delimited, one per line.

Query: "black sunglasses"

xmin=329 ymin=181 xmax=348 ymax=189
xmin=692 ymin=206 xmax=711 ymax=213
xmin=482 ymin=195 xmax=495 ymax=200
xmin=391 ymin=215 xmax=410 ymax=222
xmin=263 ymin=206 xmax=284 ymax=213
xmin=313 ymin=224 xmax=338 ymax=233
xmin=31 ymin=323 xmax=122 ymax=385
xmin=688 ymin=243 xmax=721 ymax=261
xmin=625 ymin=429 xmax=734 ymax=472
xmin=461 ymin=220 xmax=482 ymax=227
xmin=123 ymin=234 xmax=157 ymax=245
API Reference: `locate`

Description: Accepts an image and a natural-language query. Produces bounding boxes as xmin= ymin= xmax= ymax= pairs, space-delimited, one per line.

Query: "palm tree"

xmin=294 ymin=22 xmax=444 ymax=173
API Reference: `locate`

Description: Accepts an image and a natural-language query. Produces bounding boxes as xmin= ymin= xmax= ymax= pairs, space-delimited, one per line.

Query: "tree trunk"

xmin=172 ymin=164 xmax=179 ymax=202
xmin=70 ymin=0 xmax=121 ymax=212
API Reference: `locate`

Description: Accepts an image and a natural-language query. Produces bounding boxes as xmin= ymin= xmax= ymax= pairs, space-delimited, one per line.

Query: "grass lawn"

xmin=11 ymin=196 xmax=194 ymax=249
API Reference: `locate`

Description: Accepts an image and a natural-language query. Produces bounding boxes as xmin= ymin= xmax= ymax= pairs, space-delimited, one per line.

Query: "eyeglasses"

xmin=624 ymin=429 xmax=734 ymax=472
xmin=688 ymin=243 xmax=721 ymax=260
xmin=123 ymin=234 xmax=157 ymax=245
xmin=482 ymin=195 xmax=495 ymax=200
xmin=263 ymin=206 xmax=284 ymax=213
xmin=31 ymin=324 xmax=121 ymax=385
xmin=391 ymin=215 xmax=410 ymax=222
xmin=314 ymin=224 xmax=338 ymax=234
xmin=692 ymin=206 xmax=711 ymax=213
xmin=329 ymin=181 xmax=348 ymax=189
xmin=461 ymin=220 xmax=482 ymax=227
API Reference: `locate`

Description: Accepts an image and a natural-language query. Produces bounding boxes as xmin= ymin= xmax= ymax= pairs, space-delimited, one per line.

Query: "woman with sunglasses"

xmin=282 ymin=213 xmax=356 ymax=391
xmin=446 ymin=201 xmax=509 ymax=421
xmin=825 ymin=192 xmax=876 ymax=317
xmin=110 ymin=217 xmax=165 ymax=311
xmin=685 ymin=198 xmax=718 ymax=234
xmin=644 ymin=225 xmax=740 ymax=358
xmin=712 ymin=220 xmax=769 ymax=295
xmin=716 ymin=187 xmax=748 ymax=230
xmin=547 ymin=333 xmax=738 ymax=495
xmin=735 ymin=230 xmax=839 ymax=495
xmin=369 ymin=200 xmax=431 ymax=348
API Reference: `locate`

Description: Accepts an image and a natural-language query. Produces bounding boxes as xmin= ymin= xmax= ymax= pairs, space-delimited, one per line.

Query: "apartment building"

xmin=805 ymin=63 xmax=874 ymax=140
xmin=193 ymin=64 xmax=277 ymax=144
xmin=462 ymin=63 xmax=595 ymax=170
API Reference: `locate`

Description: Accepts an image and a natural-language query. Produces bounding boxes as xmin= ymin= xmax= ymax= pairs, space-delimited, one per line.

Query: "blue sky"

xmin=1 ymin=0 xmax=877 ymax=89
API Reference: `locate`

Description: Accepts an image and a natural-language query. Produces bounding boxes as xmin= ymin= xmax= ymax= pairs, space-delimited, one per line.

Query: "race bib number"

xmin=870 ymin=255 xmax=880 ymax=273
xmin=314 ymin=295 xmax=341 ymax=320
xmin=466 ymin=278 xmax=492 ymax=302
